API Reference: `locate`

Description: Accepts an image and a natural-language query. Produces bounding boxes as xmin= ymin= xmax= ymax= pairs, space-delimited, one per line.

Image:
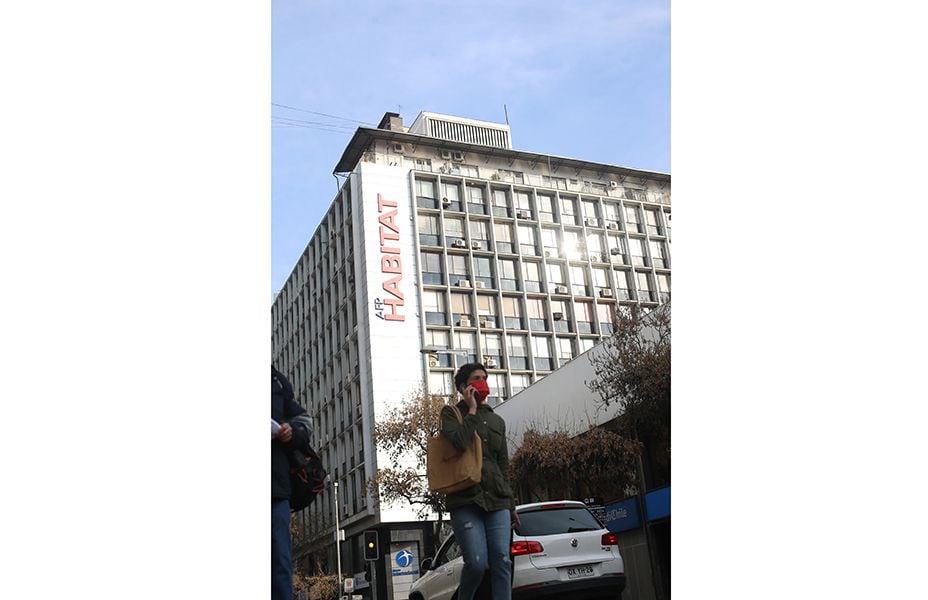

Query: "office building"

xmin=271 ymin=111 xmax=671 ymax=600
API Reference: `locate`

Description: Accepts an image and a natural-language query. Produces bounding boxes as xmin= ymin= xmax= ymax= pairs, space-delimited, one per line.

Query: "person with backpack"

xmin=272 ymin=366 xmax=310 ymax=600
xmin=441 ymin=363 xmax=520 ymax=600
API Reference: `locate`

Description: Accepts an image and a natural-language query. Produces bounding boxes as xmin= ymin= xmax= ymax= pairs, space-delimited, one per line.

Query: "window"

xmin=420 ymin=251 xmax=444 ymax=285
xmin=441 ymin=181 xmax=462 ymax=211
xmin=608 ymin=236 xmax=627 ymax=264
xmin=481 ymin=332 xmax=503 ymax=367
xmin=492 ymin=189 xmax=510 ymax=218
xmin=645 ymin=208 xmax=663 ymax=236
xmin=560 ymin=196 xmax=579 ymax=225
xmin=499 ymin=169 xmax=524 ymax=184
xmin=574 ymin=300 xmax=595 ymax=334
xmin=656 ymin=273 xmax=671 ymax=302
xmin=428 ymin=372 xmax=453 ymax=395
xmin=453 ymin=331 xmax=477 ymax=365
xmin=614 ymin=270 xmax=632 ymax=300
xmin=526 ymin=297 xmax=547 ymax=331
xmin=413 ymin=157 xmax=432 ymax=172
xmin=563 ymin=230 xmax=583 ymax=260
xmin=628 ymin=237 xmax=648 ymax=267
xmin=517 ymin=224 xmax=538 ymax=256
xmin=650 ymin=240 xmax=668 ymax=268
xmin=450 ymin=164 xmax=479 ymax=178
xmin=450 ymin=292 xmax=474 ymax=325
xmin=476 ymin=295 xmax=499 ymax=327
xmin=541 ymin=228 xmax=559 ymax=257
xmin=510 ymin=373 xmax=530 ymax=395
xmin=467 ymin=185 xmax=486 ymax=215
xmin=444 ymin=217 xmax=465 ymax=246
xmin=556 ymin=337 xmax=576 ymax=361
xmin=416 ymin=179 xmax=437 ymax=206
xmin=537 ymin=194 xmax=555 ymax=223
xmin=423 ymin=290 xmax=447 ymax=325
xmin=507 ymin=334 xmax=529 ymax=370
xmin=582 ymin=198 xmax=599 ymax=221
xmin=532 ymin=336 xmax=554 ymax=371
xmin=503 ymin=296 xmax=524 ymax=330
xmin=447 ymin=254 xmax=470 ymax=285
xmin=597 ymin=302 xmax=616 ymax=334
xmin=514 ymin=190 xmax=532 ymax=218
xmin=546 ymin=295 xmax=567 ymax=323
xmin=570 ymin=265 xmax=589 ymax=296
xmin=586 ymin=233 xmax=606 ymax=261
xmin=665 ymin=212 xmax=672 ymax=241
xmin=474 ymin=257 xmax=494 ymax=289
xmin=417 ymin=214 xmax=440 ymax=246
xmin=425 ymin=329 xmax=452 ymax=367
xmin=498 ymin=259 xmax=519 ymax=291
xmin=592 ymin=267 xmax=610 ymax=290
xmin=542 ymin=175 xmax=567 ymax=190
xmin=579 ymin=337 xmax=596 ymax=353
xmin=488 ymin=372 xmax=508 ymax=403
xmin=602 ymin=202 xmax=621 ymax=227
xmin=547 ymin=263 xmax=566 ymax=288
xmin=636 ymin=272 xmax=654 ymax=302
xmin=494 ymin=222 xmax=514 ymax=254
xmin=625 ymin=205 xmax=643 ymax=233
xmin=469 ymin=220 xmax=490 ymax=250
xmin=522 ymin=261 xmax=543 ymax=293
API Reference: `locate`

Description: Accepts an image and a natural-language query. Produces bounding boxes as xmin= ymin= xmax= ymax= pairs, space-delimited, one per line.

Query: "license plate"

xmin=566 ymin=565 xmax=594 ymax=579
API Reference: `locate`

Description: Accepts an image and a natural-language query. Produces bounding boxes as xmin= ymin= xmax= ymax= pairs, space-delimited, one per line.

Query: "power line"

xmin=272 ymin=115 xmax=356 ymax=131
xmin=271 ymin=103 xmax=375 ymax=126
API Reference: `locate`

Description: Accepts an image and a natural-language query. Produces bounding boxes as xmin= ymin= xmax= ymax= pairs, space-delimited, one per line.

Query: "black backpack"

xmin=288 ymin=415 xmax=327 ymax=512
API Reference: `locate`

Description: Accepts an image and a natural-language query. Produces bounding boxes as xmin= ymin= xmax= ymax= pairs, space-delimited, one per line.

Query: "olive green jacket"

xmin=440 ymin=401 xmax=515 ymax=512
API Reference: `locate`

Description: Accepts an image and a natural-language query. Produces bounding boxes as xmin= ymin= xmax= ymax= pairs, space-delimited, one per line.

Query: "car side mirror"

xmin=420 ymin=557 xmax=433 ymax=571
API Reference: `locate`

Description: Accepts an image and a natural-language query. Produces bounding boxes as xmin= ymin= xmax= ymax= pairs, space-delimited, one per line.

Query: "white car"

xmin=409 ymin=500 xmax=626 ymax=600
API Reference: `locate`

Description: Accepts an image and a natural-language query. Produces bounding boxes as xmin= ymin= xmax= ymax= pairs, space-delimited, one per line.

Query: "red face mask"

xmin=470 ymin=379 xmax=490 ymax=402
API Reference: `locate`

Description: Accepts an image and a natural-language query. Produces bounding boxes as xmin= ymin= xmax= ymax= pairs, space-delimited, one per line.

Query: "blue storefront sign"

xmin=644 ymin=486 xmax=670 ymax=521
xmin=603 ymin=497 xmax=642 ymax=533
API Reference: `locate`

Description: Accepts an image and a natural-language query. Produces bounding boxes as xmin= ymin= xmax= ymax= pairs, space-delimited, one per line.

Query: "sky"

xmin=272 ymin=0 xmax=670 ymax=295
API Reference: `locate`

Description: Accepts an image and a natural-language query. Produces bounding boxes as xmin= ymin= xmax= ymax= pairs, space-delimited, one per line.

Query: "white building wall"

xmin=494 ymin=341 xmax=622 ymax=455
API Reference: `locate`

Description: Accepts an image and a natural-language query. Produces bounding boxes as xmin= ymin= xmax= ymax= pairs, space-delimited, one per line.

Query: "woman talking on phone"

xmin=441 ymin=363 xmax=520 ymax=600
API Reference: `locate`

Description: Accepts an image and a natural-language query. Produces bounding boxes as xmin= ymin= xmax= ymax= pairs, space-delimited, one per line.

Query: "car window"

xmin=515 ymin=507 xmax=602 ymax=536
xmin=435 ymin=536 xmax=461 ymax=566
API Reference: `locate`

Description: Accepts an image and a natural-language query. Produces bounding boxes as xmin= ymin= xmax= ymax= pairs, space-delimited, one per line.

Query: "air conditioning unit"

xmin=456 ymin=279 xmax=471 ymax=288
xmin=471 ymin=241 xmax=482 ymax=250
xmin=516 ymin=210 xmax=531 ymax=219
xmin=452 ymin=239 xmax=468 ymax=248
xmin=609 ymin=180 xmax=619 ymax=189
xmin=479 ymin=317 xmax=489 ymax=327
xmin=555 ymin=285 xmax=569 ymax=294
xmin=552 ymin=312 xmax=564 ymax=321
xmin=458 ymin=317 xmax=472 ymax=327
xmin=440 ymin=150 xmax=453 ymax=160
xmin=393 ymin=143 xmax=405 ymax=153
xmin=474 ymin=281 xmax=485 ymax=289
xmin=585 ymin=218 xmax=599 ymax=227
xmin=484 ymin=358 xmax=498 ymax=368
xmin=599 ymin=289 xmax=614 ymax=298
xmin=543 ymin=250 xmax=552 ymax=258
xmin=607 ymin=222 xmax=620 ymax=230
xmin=610 ymin=247 xmax=622 ymax=255
xmin=452 ymin=151 xmax=465 ymax=161
xmin=490 ymin=173 xmax=501 ymax=181
xmin=590 ymin=254 xmax=602 ymax=262
xmin=441 ymin=197 xmax=452 ymax=206
xmin=427 ymin=354 xmax=440 ymax=368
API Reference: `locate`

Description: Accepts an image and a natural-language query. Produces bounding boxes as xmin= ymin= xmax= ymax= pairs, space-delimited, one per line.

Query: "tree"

xmin=586 ymin=304 xmax=671 ymax=487
xmin=509 ymin=427 xmax=640 ymax=503
xmin=369 ymin=385 xmax=450 ymax=526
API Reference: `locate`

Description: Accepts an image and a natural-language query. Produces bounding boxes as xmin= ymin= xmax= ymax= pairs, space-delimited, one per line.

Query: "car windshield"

xmin=515 ymin=507 xmax=602 ymax=536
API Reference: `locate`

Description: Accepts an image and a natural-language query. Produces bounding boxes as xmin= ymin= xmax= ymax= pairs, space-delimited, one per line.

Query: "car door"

xmin=423 ymin=534 xmax=462 ymax=600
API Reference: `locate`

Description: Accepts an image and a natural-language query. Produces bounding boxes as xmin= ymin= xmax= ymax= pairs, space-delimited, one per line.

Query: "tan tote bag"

xmin=427 ymin=404 xmax=483 ymax=494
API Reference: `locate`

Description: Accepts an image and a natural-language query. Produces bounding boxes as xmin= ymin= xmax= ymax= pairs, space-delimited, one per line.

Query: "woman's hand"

xmin=462 ymin=385 xmax=478 ymax=414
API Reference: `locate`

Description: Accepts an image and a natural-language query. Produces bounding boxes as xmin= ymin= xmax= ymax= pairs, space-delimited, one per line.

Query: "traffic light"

xmin=363 ymin=530 xmax=379 ymax=561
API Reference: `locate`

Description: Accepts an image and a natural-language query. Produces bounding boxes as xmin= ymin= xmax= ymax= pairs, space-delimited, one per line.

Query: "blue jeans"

xmin=450 ymin=505 xmax=512 ymax=600
xmin=272 ymin=499 xmax=293 ymax=600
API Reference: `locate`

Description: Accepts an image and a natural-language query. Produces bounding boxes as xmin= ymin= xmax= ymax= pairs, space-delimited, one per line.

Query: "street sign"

xmin=344 ymin=578 xmax=354 ymax=593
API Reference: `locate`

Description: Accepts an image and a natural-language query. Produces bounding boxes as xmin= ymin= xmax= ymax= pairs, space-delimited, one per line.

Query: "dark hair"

xmin=453 ymin=363 xmax=488 ymax=392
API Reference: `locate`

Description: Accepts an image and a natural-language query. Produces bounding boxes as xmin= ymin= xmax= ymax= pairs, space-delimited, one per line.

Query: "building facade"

xmin=271 ymin=111 xmax=671 ymax=600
